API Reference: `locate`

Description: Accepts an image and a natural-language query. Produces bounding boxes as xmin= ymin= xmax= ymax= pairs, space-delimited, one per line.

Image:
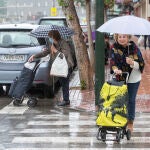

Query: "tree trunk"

xmin=85 ymin=0 xmax=95 ymax=73
xmin=104 ymin=7 xmax=107 ymax=22
xmin=61 ymin=0 xmax=94 ymax=90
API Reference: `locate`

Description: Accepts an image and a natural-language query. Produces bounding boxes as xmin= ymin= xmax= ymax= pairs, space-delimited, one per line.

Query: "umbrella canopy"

xmin=97 ymin=15 xmax=150 ymax=35
xmin=30 ymin=24 xmax=74 ymax=39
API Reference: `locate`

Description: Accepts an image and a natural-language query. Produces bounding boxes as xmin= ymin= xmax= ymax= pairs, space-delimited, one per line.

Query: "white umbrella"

xmin=97 ymin=15 xmax=150 ymax=35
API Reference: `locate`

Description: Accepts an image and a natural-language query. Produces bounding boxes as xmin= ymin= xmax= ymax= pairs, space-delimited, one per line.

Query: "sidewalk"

xmin=67 ymin=47 xmax=150 ymax=113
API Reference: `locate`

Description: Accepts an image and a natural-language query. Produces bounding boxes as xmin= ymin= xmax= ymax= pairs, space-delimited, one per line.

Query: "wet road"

xmin=0 ymin=95 xmax=150 ymax=149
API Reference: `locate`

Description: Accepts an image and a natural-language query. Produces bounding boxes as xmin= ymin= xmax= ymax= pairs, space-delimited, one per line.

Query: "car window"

xmin=39 ymin=20 xmax=67 ymax=26
xmin=0 ymin=31 xmax=39 ymax=47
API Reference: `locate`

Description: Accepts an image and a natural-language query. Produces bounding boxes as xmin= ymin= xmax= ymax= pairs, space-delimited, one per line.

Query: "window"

xmin=0 ymin=31 xmax=39 ymax=47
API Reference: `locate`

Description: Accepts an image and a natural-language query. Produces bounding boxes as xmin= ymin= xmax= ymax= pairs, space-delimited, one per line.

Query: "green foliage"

xmin=67 ymin=15 xmax=73 ymax=20
xmin=80 ymin=80 xmax=86 ymax=90
xmin=104 ymin=0 xmax=114 ymax=8
xmin=57 ymin=0 xmax=68 ymax=7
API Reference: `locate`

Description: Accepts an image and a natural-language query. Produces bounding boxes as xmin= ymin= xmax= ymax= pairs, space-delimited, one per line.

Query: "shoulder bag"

xmin=50 ymin=52 xmax=68 ymax=77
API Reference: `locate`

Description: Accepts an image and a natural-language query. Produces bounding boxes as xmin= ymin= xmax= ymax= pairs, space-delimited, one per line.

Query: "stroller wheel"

xmin=121 ymin=130 xmax=125 ymax=139
xmin=96 ymin=128 xmax=101 ymax=140
xmin=101 ymin=130 xmax=106 ymax=142
xmin=126 ymin=129 xmax=131 ymax=140
xmin=116 ymin=130 xmax=121 ymax=143
xmin=13 ymin=99 xmax=22 ymax=106
xmin=27 ymin=97 xmax=38 ymax=107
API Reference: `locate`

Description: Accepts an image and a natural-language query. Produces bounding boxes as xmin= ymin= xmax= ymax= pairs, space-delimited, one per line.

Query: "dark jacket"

xmin=110 ymin=41 xmax=145 ymax=75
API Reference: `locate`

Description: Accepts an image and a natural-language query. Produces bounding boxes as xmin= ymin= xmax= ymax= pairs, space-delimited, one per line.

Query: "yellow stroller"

xmin=96 ymin=72 xmax=131 ymax=142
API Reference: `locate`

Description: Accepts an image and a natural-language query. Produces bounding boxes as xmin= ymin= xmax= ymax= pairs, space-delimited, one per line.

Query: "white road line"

xmin=27 ymin=120 xmax=150 ymax=126
xmin=27 ymin=120 xmax=96 ymax=126
xmin=11 ymin=136 xmax=99 ymax=143
xmin=12 ymin=136 xmax=150 ymax=144
xmin=135 ymin=114 xmax=150 ymax=119
xmin=6 ymin=148 xmax=150 ymax=150
xmin=10 ymin=128 xmax=97 ymax=133
xmin=133 ymin=128 xmax=150 ymax=132
xmin=0 ymin=99 xmax=28 ymax=114
xmin=9 ymin=127 xmax=150 ymax=134
xmin=34 ymin=114 xmax=96 ymax=120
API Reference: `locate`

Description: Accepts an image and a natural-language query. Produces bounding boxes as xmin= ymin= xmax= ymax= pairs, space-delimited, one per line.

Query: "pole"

xmin=95 ymin=0 xmax=104 ymax=105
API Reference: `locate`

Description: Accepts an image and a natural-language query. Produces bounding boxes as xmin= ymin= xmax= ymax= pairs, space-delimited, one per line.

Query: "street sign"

xmin=50 ymin=7 xmax=57 ymax=16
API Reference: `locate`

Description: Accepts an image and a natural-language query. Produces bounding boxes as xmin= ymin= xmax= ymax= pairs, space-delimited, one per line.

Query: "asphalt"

xmin=65 ymin=47 xmax=150 ymax=113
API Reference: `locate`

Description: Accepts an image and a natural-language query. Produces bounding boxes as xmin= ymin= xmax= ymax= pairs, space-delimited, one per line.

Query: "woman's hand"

xmin=28 ymin=55 xmax=35 ymax=62
xmin=114 ymin=69 xmax=122 ymax=75
xmin=50 ymin=44 xmax=57 ymax=54
xmin=126 ymin=57 xmax=134 ymax=65
xmin=42 ymin=47 xmax=47 ymax=51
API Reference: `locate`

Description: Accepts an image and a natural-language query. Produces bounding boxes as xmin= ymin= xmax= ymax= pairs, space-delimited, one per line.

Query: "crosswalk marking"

xmin=12 ymin=136 xmax=99 ymax=143
xmin=0 ymin=99 xmax=28 ymax=114
xmin=27 ymin=120 xmax=96 ymax=126
xmin=6 ymin=148 xmax=150 ymax=150
xmin=0 ymin=102 xmax=149 ymax=148
xmin=27 ymin=120 xmax=150 ymax=126
xmin=10 ymin=128 xmax=97 ymax=133
xmin=9 ymin=127 xmax=150 ymax=134
xmin=34 ymin=114 xmax=96 ymax=120
xmin=12 ymin=136 xmax=150 ymax=144
xmin=10 ymin=113 xmax=150 ymax=147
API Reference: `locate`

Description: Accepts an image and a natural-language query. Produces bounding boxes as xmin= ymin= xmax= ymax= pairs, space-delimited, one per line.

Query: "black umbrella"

xmin=30 ymin=25 xmax=74 ymax=39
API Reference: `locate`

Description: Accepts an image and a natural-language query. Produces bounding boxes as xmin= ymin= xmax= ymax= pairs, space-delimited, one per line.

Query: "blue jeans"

xmin=127 ymin=81 xmax=140 ymax=121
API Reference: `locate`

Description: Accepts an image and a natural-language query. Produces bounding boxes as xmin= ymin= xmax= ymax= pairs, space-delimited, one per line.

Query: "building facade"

xmin=107 ymin=0 xmax=150 ymax=20
xmin=0 ymin=0 xmax=64 ymax=23
xmin=0 ymin=0 xmax=94 ymax=25
xmin=134 ymin=0 xmax=150 ymax=19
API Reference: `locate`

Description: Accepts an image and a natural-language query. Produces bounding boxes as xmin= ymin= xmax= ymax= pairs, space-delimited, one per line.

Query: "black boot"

xmin=57 ymin=100 xmax=70 ymax=106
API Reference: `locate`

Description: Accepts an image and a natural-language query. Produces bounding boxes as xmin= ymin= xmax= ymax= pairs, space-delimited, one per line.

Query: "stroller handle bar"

xmin=112 ymin=72 xmax=129 ymax=83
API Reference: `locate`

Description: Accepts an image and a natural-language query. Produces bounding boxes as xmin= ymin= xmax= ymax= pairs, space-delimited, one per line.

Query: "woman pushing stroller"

xmin=110 ymin=34 xmax=145 ymax=132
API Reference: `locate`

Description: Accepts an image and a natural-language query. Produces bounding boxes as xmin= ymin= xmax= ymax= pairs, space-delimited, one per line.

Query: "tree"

xmin=104 ymin=0 xmax=115 ymax=21
xmin=74 ymin=0 xmax=95 ymax=72
xmin=57 ymin=0 xmax=94 ymax=90
xmin=85 ymin=0 xmax=95 ymax=72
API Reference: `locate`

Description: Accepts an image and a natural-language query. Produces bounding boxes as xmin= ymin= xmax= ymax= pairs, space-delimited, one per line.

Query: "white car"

xmin=38 ymin=16 xmax=67 ymax=26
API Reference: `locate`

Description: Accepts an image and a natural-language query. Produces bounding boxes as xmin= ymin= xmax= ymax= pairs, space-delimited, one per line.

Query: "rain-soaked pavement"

xmin=0 ymin=47 xmax=150 ymax=149
xmin=0 ymin=95 xmax=150 ymax=149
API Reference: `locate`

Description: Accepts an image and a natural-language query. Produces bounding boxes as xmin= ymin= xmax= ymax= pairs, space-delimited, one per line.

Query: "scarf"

xmin=110 ymin=41 xmax=145 ymax=79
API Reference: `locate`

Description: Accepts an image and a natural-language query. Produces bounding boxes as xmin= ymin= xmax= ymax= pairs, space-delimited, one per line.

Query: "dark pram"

xmin=8 ymin=60 xmax=41 ymax=107
xmin=96 ymin=72 xmax=131 ymax=142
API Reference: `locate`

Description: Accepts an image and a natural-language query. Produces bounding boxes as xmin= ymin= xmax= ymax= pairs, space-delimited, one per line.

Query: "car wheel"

xmin=0 ymin=85 xmax=5 ymax=96
xmin=43 ymin=85 xmax=54 ymax=98
xmin=5 ymin=85 xmax=10 ymax=95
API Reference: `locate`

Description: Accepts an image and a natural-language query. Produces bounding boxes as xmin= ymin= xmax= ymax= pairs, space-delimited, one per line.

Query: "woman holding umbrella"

xmin=28 ymin=30 xmax=74 ymax=106
xmin=110 ymin=34 xmax=145 ymax=132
